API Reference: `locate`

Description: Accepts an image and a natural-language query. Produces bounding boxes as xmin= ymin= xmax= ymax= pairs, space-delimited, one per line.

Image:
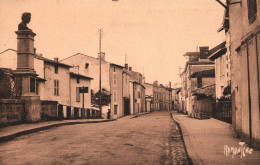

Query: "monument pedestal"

xmin=15 ymin=30 xmax=41 ymax=122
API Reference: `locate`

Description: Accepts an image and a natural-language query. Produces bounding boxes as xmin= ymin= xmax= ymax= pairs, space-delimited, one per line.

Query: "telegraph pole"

xmin=99 ymin=29 xmax=103 ymax=118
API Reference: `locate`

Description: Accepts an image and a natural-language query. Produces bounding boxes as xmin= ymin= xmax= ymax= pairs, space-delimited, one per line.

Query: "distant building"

xmin=61 ymin=52 xmax=124 ymax=119
xmin=208 ymin=42 xmax=230 ymax=99
xmin=181 ymin=47 xmax=215 ymax=117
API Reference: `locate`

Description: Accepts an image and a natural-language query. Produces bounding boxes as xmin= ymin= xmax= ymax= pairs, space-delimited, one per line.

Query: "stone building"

xmin=181 ymin=48 xmax=215 ymax=116
xmin=218 ymin=0 xmax=260 ymax=149
xmin=208 ymin=42 xmax=230 ymax=99
xmin=110 ymin=63 xmax=124 ymax=118
xmin=152 ymin=81 xmax=172 ymax=111
xmin=0 ymin=49 xmax=93 ymax=119
xmin=144 ymin=82 xmax=154 ymax=112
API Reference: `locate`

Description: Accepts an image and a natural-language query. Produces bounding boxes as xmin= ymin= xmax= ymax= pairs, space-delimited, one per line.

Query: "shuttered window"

xmin=248 ymin=0 xmax=257 ymax=24
xmin=76 ymin=87 xmax=80 ymax=102
xmin=54 ymin=80 xmax=59 ymax=96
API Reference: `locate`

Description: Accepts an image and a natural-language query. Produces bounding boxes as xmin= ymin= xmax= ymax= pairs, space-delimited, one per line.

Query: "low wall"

xmin=0 ymin=99 xmax=25 ymax=126
xmin=41 ymin=100 xmax=58 ymax=120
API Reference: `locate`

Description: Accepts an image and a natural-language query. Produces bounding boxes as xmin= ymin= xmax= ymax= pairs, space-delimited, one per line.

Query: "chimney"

xmin=54 ymin=57 xmax=59 ymax=62
xmin=199 ymin=46 xmax=209 ymax=59
xmin=125 ymin=63 xmax=128 ymax=70
xmin=98 ymin=52 xmax=105 ymax=61
xmin=129 ymin=67 xmax=132 ymax=71
xmin=169 ymin=81 xmax=171 ymax=88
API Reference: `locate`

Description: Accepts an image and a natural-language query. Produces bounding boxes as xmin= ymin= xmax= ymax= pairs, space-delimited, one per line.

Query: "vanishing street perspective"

xmin=0 ymin=0 xmax=260 ymax=165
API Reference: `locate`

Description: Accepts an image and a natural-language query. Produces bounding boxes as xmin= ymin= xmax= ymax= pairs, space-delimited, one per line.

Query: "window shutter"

xmin=76 ymin=87 xmax=80 ymax=102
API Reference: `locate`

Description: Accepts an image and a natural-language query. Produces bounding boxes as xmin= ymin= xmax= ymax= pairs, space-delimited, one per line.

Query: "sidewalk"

xmin=172 ymin=111 xmax=260 ymax=165
xmin=0 ymin=118 xmax=116 ymax=143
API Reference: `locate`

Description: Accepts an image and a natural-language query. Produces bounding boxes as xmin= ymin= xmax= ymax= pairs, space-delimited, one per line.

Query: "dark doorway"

xmin=74 ymin=108 xmax=79 ymax=119
xmin=124 ymin=98 xmax=130 ymax=116
xmin=87 ymin=109 xmax=90 ymax=119
xmin=67 ymin=106 xmax=71 ymax=118
xmin=58 ymin=104 xmax=63 ymax=119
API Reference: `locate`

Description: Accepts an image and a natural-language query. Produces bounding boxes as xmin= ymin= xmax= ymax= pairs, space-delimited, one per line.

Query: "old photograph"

xmin=0 ymin=0 xmax=260 ymax=164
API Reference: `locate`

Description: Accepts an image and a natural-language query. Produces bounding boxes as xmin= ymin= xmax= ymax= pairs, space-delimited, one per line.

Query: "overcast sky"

xmin=0 ymin=0 xmax=225 ymax=87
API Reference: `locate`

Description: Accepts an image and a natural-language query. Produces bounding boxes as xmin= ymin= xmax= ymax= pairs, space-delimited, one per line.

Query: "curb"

xmin=170 ymin=113 xmax=194 ymax=165
xmin=0 ymin=119 xmax=116 ymax=143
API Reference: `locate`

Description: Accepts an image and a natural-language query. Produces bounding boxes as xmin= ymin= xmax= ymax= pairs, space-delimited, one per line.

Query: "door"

xmin=124 ymin=98 xmax=130 ymax=116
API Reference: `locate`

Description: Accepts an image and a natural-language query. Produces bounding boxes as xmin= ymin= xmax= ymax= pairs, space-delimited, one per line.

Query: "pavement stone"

xmin=172 ymin=111 xmax=260 ymax=165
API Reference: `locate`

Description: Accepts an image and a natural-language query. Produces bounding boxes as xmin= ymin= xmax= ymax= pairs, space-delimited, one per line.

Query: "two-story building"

xmin=0 ymin=49 xmax=93 ymax=119
xmin=182 ymin=47 xmax=215 ymax=117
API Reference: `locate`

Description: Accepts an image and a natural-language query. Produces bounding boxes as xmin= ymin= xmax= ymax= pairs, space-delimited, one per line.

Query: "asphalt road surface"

xmin=0 ymin=111 xmax=189 ymax=165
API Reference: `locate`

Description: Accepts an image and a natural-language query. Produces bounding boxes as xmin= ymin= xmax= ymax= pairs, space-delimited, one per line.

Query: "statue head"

xmin=18 ymin=12 xmax=31 ymax=30
xmin=21 ymin=12 xmax=31 ymax=24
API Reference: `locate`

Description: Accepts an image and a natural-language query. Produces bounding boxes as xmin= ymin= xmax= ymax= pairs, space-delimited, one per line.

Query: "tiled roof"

xmin=192 ymin=84 xmax=216 ymax=98
xmin=70 ymin=72 xmax=93 ymax=80
xmin=34 ymin=54 xmax=72 ymax=68
xmin=190 ymin=69 xmax=215 ymax=78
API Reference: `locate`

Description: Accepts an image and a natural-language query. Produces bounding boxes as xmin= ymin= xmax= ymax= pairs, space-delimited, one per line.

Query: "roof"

xmin=110 ymin=63 xmax=124 ymax=68
xmin=208 ymin=42 xmax=227 ymax=60
xmin=60 ymin=52 xmax=98 ymax=62
xmin=184 ymin=60 xmax=214 ymax=72
xmin=190 ymin=69 xmax=215 ymax=78
xmin=34 ymin=54 xmax=72 ymax=68
xmin=183 ymin=52 xmax=200 ymax=57
xmin=192 ymin=84 xmax=216 ymax=98
xmin=70 ymin=72 xmax=93 ymax=80
xmin=218 ymin=8 xmax=229 ymax=32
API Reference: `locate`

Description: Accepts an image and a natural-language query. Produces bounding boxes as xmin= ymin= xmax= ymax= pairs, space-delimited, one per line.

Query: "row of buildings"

xmin=0 ymin=48 xmax=173 ymax=120
xmin=175 ymin=0 xmax=260 ymax=149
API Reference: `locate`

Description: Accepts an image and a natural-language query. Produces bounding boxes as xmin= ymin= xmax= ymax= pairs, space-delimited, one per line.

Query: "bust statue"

xmin=18 ymin=12 xmax=31 ymax=31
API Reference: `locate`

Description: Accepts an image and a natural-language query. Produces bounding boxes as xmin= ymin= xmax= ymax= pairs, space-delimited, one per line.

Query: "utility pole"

xmin=99 ymin=29 xmax=103 ymax=118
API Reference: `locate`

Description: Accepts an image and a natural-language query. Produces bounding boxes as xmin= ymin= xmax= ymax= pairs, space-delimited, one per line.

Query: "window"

xmin=113 ymin=73 xmax=117 ymax=86
xmin=248 ymin=0 xmax=257 ymax=24
xmin=226 ymin=64 xmax=228 ymax=69
xmin=77 ymin=77 xmax=80 ymax=84
xmin=113 ymin=90 xmax=117 ymax=102
xmin=113 ymin=66 xmax=116 ymax=72
xmin=197 ymin=77 xmax=202 ymax=88
xmin=114 ymin=105 xmax=118 ymax=115
xmin=76 ymin=87 xmax=80 ymax=102
xmin=54 ymin=80 xmax=59 ymax=96
xmin=85 ymin=63 xmax=89 ymax=69
xmin=55 ymin=65 xmax=58 ymax=74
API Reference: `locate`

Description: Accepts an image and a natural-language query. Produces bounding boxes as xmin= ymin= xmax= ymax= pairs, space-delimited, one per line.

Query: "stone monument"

xmin=14 ymin=12 xmax=41 ymax=122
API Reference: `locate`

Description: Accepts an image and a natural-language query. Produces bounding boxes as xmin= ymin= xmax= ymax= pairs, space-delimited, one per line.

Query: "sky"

xmin=0 ymin=0 xmax=225 ymax=87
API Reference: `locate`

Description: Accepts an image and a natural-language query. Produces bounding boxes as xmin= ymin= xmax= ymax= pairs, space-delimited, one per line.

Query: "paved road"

xmin=0 ymin=111 xmax=189 ymax=165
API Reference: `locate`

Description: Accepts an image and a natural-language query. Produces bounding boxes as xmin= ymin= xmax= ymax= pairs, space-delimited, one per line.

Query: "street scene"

xmin=0 ymin=0 xmax=260 ymax=164
xmin=0 ymin=112 xmax=189 ymax=165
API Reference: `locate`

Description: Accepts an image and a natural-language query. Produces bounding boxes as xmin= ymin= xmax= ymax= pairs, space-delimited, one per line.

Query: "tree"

xmin=91 ymin=88 xmax=111 ymax=107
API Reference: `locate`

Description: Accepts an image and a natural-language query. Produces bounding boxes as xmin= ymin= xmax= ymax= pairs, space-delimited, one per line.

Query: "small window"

xmin=77 ymin=77 xmax=80 ymax=84
xmin=55 ymin=65 xmax=58 ymax=74
xmin=76 ymin=87 xmax=80 ymax=102
xmin=248 ymin=0 xmax=257 ymax=24
xmin=54 ymin=80 xmax=59 ymax=96
xmin=85 ymin=63 xmax=89 ymax=69
xmin=113 ymin=73 xmax=117 ymax=86
xmin=227 ymin=64 xmax=228 ymax=69
xmin=113 ymin=66 xmax=116 ymax=72
xmin=114 ymin=105 xmax=118 ymax=115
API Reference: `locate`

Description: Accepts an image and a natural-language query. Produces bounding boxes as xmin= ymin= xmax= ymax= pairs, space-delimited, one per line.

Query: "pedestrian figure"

xmin=107 ymin=109 xmax=111 ymax=119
